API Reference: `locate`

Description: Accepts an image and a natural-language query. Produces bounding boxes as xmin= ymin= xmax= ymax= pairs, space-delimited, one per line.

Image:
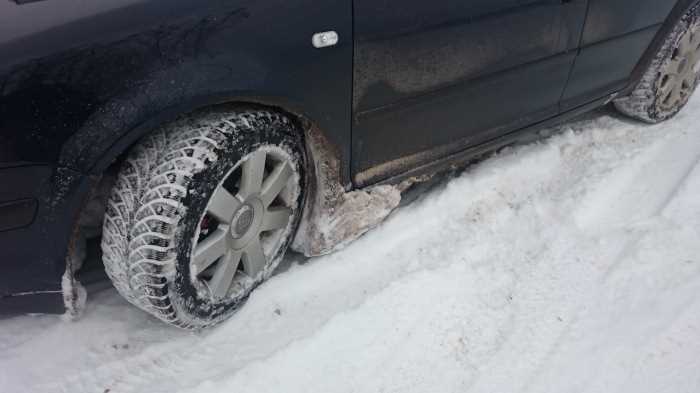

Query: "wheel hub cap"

xmin=231 ymin=204 xmax=254 ymax=239
xmin=229 ymin=197 xmax=265 ymax=250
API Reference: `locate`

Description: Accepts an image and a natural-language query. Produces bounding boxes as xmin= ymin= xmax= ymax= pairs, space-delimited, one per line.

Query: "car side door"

xmin=561 ymin=0 xmax=679 ymax=110
xmin=351 ymin=0 xmax=587 ymax=185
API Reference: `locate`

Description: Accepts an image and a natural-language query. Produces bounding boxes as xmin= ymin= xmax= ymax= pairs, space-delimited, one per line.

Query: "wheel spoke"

xmin=261 ymin=207 xmax=293 ymax=231
xmin=242 ymin=238 xmax=267 ymax=278
xmin=691 ymin=52 xmax=700 ymax=72
xmin=668 ymin=58 xmax=683 ymax=74
xmin=667 ymin=81 xmax=679 ymax=96
xmin=682 ymin=32 xmax=694 ymax=51
xmin=261 ymin=161 xmax=293 ymax=206
xmin=191 ymin=229 xmax=229 ymax=276
xmin=671 ymin=84 xmax=683 ymax=104
xmin=691 ymin=47 xmax=700 ymax=74
xmin=659 ymin=74 xmax=676 ymax=96
xmin=240 ymin=150 xmax=266 ymax=198
xmin=683 ymin=76 xmax=695 ymax=90
xmin=207 ymin=187 xmax=241 ymax=223
xmin=208 ymin=250 xmax=242 ymax=298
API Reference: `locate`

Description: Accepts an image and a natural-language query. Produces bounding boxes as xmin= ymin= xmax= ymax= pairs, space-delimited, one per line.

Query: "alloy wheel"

xmin=658 ymin=23 xmax=700 ymax=112
xmin=191 ymin=148 xmax=297 ymax=299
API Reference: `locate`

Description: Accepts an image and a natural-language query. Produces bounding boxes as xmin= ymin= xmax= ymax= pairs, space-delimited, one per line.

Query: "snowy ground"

xmin=3 ymin=96 xmax=700 ymax=393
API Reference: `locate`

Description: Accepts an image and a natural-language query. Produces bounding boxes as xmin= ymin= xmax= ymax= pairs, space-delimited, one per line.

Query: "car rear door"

xmin=561 ymin=0 xmax=679 ymax=110
xmin=352 ymin=0 xmax=588 ymax=185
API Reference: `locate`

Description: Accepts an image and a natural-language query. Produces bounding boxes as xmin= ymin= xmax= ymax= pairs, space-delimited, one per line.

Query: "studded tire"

xmin=101 ymin=107 xmax=305 ymax=329
xmin=615 ymin=4 xmax=700 ymax=123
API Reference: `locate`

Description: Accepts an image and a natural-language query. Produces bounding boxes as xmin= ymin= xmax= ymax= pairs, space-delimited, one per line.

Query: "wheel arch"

xmin=79 ymin=93 xmax=347 ymax=185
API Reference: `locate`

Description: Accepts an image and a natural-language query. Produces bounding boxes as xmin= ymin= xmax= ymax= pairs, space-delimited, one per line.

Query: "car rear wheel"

xmin=101 ymin=107 xmax=305 ymax=329
xmin=615 ymin=4 xmax=700 ymax=123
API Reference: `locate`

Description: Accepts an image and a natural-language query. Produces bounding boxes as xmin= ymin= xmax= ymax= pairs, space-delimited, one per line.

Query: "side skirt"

xmin=0 ymin=291 xmax=64 ymax=316
xmin=357 ymin=94 xmax=615 ymax=188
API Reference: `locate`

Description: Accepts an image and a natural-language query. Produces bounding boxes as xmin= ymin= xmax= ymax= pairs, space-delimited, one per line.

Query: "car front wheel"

xmin=101 ymin=107 xmax=305 ymax=329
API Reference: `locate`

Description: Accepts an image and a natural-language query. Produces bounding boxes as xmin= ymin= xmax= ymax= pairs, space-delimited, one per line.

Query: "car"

xmin=1 ymin=0 xmax=699 ymax=328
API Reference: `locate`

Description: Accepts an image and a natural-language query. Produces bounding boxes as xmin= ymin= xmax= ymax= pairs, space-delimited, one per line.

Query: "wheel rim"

xmin=658 ymin=23 xmax=700 ymax=112
xmin=190 ymin=147 xmax=297 ymax=300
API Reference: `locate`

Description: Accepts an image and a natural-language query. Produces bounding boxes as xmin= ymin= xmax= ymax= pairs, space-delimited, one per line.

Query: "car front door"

xmin=351 ymin=0 xmax=588 ymax=185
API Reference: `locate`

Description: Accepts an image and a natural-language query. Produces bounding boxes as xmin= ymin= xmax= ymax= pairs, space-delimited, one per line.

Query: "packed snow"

xmin=3 ymin=96 xmax=700 ymax=393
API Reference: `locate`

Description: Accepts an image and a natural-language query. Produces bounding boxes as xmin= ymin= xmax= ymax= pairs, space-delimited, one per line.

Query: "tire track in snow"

xmin=574 ymin=126 xmax=700 ymax=235
xmin=620 ymin=296 xmax=700 ymax=393
xmin=481 ymin=121 xmax=700 ymax=393
xmin=595 ymin=127 xmax=700 ymax=279
xmin=403 ymin=108 xmax=700 ymax=393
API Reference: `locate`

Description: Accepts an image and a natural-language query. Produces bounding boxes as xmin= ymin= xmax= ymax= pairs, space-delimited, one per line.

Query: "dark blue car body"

xmin=0 ymin=0 xmax=692 ymax=314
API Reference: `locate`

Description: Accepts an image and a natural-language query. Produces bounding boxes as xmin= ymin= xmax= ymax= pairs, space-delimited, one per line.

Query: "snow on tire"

xmin=615 ymin=4 xmax=700 ymax=123
xmin=101 ymin=107 xmax=305 ymax=329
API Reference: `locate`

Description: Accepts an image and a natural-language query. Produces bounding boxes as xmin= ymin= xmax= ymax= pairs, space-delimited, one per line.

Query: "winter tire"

xmin=615 ymin=4 xmax=700 ymax=123
xmin=101 ymin=108 xmax=305 ymax=329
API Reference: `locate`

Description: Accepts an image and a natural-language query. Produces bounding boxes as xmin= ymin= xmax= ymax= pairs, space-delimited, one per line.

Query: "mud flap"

xmin=62 ymin=230 xmax=87 ymax=320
